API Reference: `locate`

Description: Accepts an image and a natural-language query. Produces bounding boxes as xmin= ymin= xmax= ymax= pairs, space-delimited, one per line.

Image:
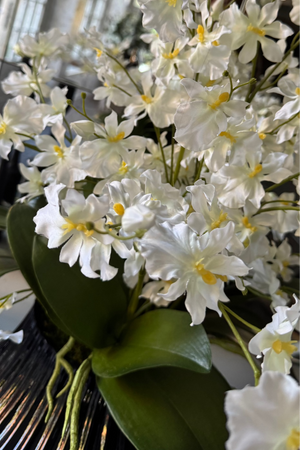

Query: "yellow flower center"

xmin=206 ymin=79 xmax=216 ymax=87
xmin=259 ymin=133 xmax=266 ymax=140
xmin=197 ymin=25 xmax=205 ymax=43
xmin=248 ymin=164 xmax=262 ymax=178
xmin=61 ymin=218 xmax=94 ymax=237
xmin=272 ymin=339 xmax=297 ymax=355
xmin=195 ymin=263 xmax=217 ymax=285
xmin=217 ymin=275 xmax=228 ymax=282
xmin=141 ymin=94 xmax=153 ymax=104
xmin=219 ymin=131 xmax=236 ymax=143
xmin=209 ymin=92 xmax=229 ymax=110
xmin=94 ymin=47 xmax=102 ymax=58
xmin=107 ymin=131 xmax=125 ymax=143
xmin=242 ymin=216 xmax=257 ymax=233
xmin=53 ymin=145 xmax=64 ymax=159
xmin=212 ymin=40 xmax=219 ymax=46
xmin=295 ymin=87 xmax=300 ymax=96
xmin=162 ymin=48 xmax=180 ymax=59
xmin=113 ymin=203 xmax=125 ymax=216
xmin=166 ymin=0 xmax=177 ymax=6
xmin=118 ymin=161 xmax=128 ymax=175
xmin=211 ymin=211 xmax=228 ymax=230
xmin=286 ymin=428 xmax=300 ymax=450
xmin=282 ymin=260 xmax=290 ymax=267
xmin=0 ymin=121 xmax=7 ymax=135
xmin=104 ymin=82 xmax=109 ymax=87
xmin=178 ymin=74 xmax=185 ymax=79
xmin=247 ymin=24 xmax=265 ymax=36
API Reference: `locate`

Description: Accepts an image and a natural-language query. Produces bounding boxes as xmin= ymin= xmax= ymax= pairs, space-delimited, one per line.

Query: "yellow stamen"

xmin=118 ymin=161 xmax=128 ymax=175
xmin=53 ymin=145 xmax=64 ymax=158
xmin=141 ymin=94 xmax=153 ymax=104
xmin=104 ymin=82 xmax=109 ymax=87
xmin=197 ymin=25 xmax=205 ymax=43
xmin=247 ymin=24 xmax=265 ymax=36
xmin=107 ymin=131 xmax=125 ymax=143
xmin=166 ymin=0 xmax=177 ymax=6
xmin=295 ymin=87 xmax=300 ymax=96
xmin=195 ymin=263 xmax=217 ymax=285
xmin=272 ymin=339 xmax=297 ymax=355
xmin=94 ymin=48 xmax=103 ymax=58
xmin=242 ymin=216 xmax=257 ymax=233
xmin=248 ymin=164 xmax=262 ymax=178
xmin=219 ymin=131 xmax=236 ymax=144
xmin=0 ymin=121 xmax=7 ymax=135
xmin=212 ymin=40 xmax=219 ymax=46
xmin=286 ymin=429 xmax=300 ymax=450
xmin=217 ymin=275 xmax=228 ymax=282
xmin=178 ymin=74 xmax=185 ymax=80
xmin=61 ymin=218 xmax=94 ymax=237
xmin=113 ymin=203 xmax=125 ymax=216
xmin=282 ymin=260 xmax=289 ymax=267
xmin=259 ymin=133 xmax=266 ymax=140
xmin=209 ymin=92 xmax=229 ymax=110
xmin=206 ymin=79 xmax=216 ymax=87
xmin=211 ymin=211 xmax=228 ymax=230
xmin=243 ymin=237 xmax=250 ymax=248
xmin=162 ymin=48 xmax=180 ymax=59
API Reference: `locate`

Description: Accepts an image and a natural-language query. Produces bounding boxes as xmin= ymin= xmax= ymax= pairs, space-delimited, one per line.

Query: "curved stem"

xmin=222 ymin=304 xmax=261 ymax=334
xmin=154 ymin=126 xmax=169 ymax=183
xmin=254 ymin=206 xmax=300 ymax=216
xmin=194 ymin=156 xmax=204 ymax=182
xmin=127 ymin=266 xmax=146 ymax=319
xmin=266 ymin=112 xmax=299 ymax=135
xmin=173 ymin=146 xmax=185 ymax=185
xmin=265 ymin=172 xmax=300 ymax=192
xmin=104 ymin=51 xmax=142 ymax=94
xmin=245 ymin=42 xmax=260 ymax=102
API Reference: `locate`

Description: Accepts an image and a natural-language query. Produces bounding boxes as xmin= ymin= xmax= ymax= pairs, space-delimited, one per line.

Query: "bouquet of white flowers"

xmin=0 ymin=0 xmax=299 ymax=449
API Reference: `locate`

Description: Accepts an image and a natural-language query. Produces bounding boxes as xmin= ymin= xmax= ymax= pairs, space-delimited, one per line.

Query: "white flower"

xmin=272 ymin=239 xmax=299 ymax=282
xmin=0 ymin=293 xmax=17 ymax=314
xmin=0 ymin=330 xmax=23 ymax=344
xmin=141 ymin=280 xmax=172 ymax=306
xmin=248 ymin=307 xmax=297 ymax=374
xmin=124 ymin=72 xmax=181 ymax=128
xmin=269 ymin=71 xmax=300 ymax=120
xmin=0 ymin=96 xmax=44 ymax=159
xmin=141 ymin=221 xmax=248 ymax=324
xmin=18 ymin=163 xmax=44 ymax=202
xmin=290 ymin=0 xmax=300 ymax=26
xmin=225 ymin=371 xmax=300 ymax=450
xmin=18 ymin=28 xmax=69 ymax=58
xmin=93 ymin=70 xmax=137 ymax=107
xmin=140 ymin=0 xmax=184 ymax=43
xmin=32 ymin=122 xmax=84 ymax=187
xmin=40 ymin=86 xmax=69 ymax=126
xmin=174 ymin=79 xmax=248 ymax=151
xmin=220 ymin=0 xmax=293 ymax=64
xmin=2 ymin=63 xmax=54 ymax=98
xmin=79 ymin=111 xmax=146 ymax=178
xmin=33 ymin=184 xmax=119 ymax=280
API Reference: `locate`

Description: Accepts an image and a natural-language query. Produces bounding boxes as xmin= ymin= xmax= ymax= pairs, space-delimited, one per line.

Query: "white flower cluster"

xmin=1 ymin=2 xmax=299 ymax=447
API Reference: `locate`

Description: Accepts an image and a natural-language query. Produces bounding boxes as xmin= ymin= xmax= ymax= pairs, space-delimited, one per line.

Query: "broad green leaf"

xmin=93 ymin=310 xmax=211 ymax=377
xmin=32 ymin=235 xmax=128 ymax=349
xmin=7 ymin=202 xmax=69 ymax=334
xmin=97 ymin=365 xmax=229 ymax=450
xmin=0 ymin=205 xmax=8 ymax=229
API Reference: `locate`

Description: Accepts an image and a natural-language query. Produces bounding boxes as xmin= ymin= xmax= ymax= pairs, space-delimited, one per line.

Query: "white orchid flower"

xmin=18 ymin=28 xmax=69 ymax=59
xmin=269 ymin=70 xmax=300 ymax=121
xmin=18 ymin=163 xmax=44 ymax=202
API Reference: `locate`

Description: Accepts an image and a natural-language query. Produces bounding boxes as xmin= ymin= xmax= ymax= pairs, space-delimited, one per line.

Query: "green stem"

xmin=247 ymin=286 xmax=272 ymax=301
xmin=232 ymin=78 xmax=256 ymax=94
xmin=63 ymin=117 xmax=73 ymax=143
xmin=228 ymin=72 xmax=234 ymax=100
xmin=266 ymin=113 xmax=299 ymax=135
xmin=24 ymin=142 xmax=41 ymax=152
xmin=67 ymin=100 xmax=93 ymax=122
xmin=254 ymin=206 xmax=300 ymax=216
xmin=154 ymin=126 xmax=169 ymax=183
xmin=170 ymin=124 xmax=175 ymax=185
xmin=112 ymin=84 xmax=132 ymax=97
xmin=259 ymin=67 xmax=287 ymax=91
xmin=16 ymin=132 xmax=33 ymax=139
xmin=222 ymin=304 xmax=261 ymax=333
xmin=245 ymin=42 xmax=260 ymax=102
xmin=218 ymin=302 xmax=261 ymax=386
xmin=32 ymin=59 xmax=45 ymax=103
xmin=281 ymin=285 xmax=300 ymax=295
xmin=261 ymin=199 xmax=299 ymax=205
xmin=194 ymin=156 xmax=204 ymax=183
xmin=127 ymin=266 xmax=146 ymax=318
xmin=173 ymin=146 xmax=185 ymax=185
xmin=265 ymin=172 xmax=300 ymax=192
xmin=104 ymin=51 xmax=142 ymax=94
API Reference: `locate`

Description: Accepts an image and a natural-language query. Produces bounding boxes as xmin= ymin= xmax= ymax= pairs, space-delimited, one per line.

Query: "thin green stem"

xmin=24 ymin=142 xmax=41 ymax=152
xmin=112 ymin=84 xmax=132 ymax=97
xmin=281 ymin=285 xmax=300 ymax=295
xmin=261 ymin=199 xmax=299 ymax=205
xmin=232 ymin=78 xmax=256 ymax=94
xmin=245 ymin=42 xmax=260 ymax=102
xmin=104 ymin=51 xmax=142 ymax=94
xmin=173 ymin=146 xmax=185 ymax=185
xmin=154 ymin=126 xmax=169 ymax=183
xmin=67 ymin=100 xmax=93 ymax=122
xmin=194 ymin=157 xmax=204 ymax=183
xmin=63 ymin=117 xmax=73 ymax=143
xmin=16 ymin=132 xmax=33 ymax=139
xmin=127 ymin=266 xmax=146 ymax=318
xmin=266 ymin=113 xmax=299 ymax=135
xmin=32 ymin=59 xmax=45 ymax=103
xmin=222 ymin=304 xmax=261 ymax=333
xmin=259 ymin=67 xmax=287 ymax=91
xmin=170 ymin=124 xmax=175 ymax=185
xmin=228 ymin=72 xmax=234 ymax=99
xmin=265 ymin=172 xmax=300 ymax=192
xmin=254 ymin=206 xmax=300 ymax=215
xmin=218 ymin=302 xmax=260 ymax=386
xmin=247 ymin=286 xmax=272 ymax=301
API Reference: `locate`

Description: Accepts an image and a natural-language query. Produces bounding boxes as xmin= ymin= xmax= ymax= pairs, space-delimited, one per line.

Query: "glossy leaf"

xmin=97 ymin=366 xmax=229 ymax=450
xmin=93 ymin=309 xmax=211 ymax=377
xmin=7 ymin=202 xmax=70 ymax=334
xmin=32 ymin=235 xmax=128 ymax=349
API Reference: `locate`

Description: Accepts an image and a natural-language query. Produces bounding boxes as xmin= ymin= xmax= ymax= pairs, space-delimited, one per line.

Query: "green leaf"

xmin=7 ymin=202 xmax=70 ymax=334
xmin=97 ymin=366 xmax=229 ymax=450
xmin=93 ymin=310 xmax=211 ymax=377
xmin=0 ymin=258 xmax=18 ymax=277
xmin=0 ymin=205 xmax=8 ymax=229
xmin=32 ymin=235 xmax=128 ymax=349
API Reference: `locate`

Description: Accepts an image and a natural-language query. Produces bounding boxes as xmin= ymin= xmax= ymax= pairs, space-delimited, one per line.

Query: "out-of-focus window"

xmin=5 ymin=0 xmax=47 ymax=61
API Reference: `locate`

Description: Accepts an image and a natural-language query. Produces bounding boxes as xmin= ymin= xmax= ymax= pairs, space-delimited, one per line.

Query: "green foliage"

xmin=97 ymin=366 xmax=229 ymax=450
xmin=32 ymin=236 xmax=128 ymax=349
xmin=93 ymin=309 xmax=211 ymax=377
